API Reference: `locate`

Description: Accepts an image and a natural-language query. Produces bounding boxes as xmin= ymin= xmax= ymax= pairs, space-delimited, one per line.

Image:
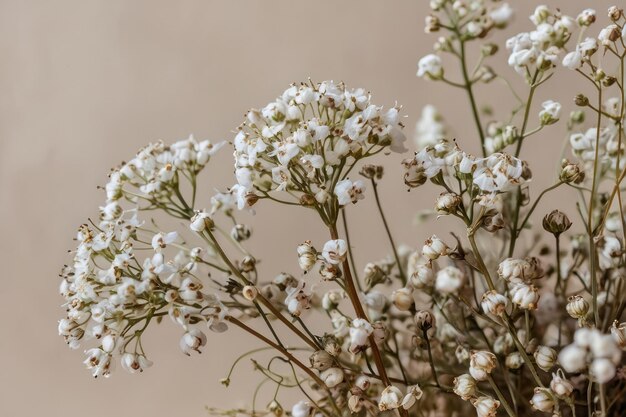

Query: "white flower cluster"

xmin=58 ymin=137 xmax=229 ymax=377
xmin=559 ymin=328 xmax=623 ymax=383
xmin=232 ymin=81 xmax=406 ymax=211
xmin=497 ymin=257 xmax=543 ymax=310
xmin=506 ymin=6 xmax=574 ymax=79
xmin=414 ymin=105 xmax=447 ymax=149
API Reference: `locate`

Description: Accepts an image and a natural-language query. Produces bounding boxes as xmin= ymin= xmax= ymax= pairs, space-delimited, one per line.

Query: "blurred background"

xmin=0 ymin=0 xmax=617 ymax=416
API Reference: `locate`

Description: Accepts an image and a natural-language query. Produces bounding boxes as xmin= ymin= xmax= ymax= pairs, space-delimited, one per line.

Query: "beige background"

xmin=0 ymin=1 xmax=614 ymax=416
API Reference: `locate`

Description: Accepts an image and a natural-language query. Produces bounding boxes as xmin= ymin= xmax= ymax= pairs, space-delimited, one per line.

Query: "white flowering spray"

xmin=59 ymin=4 xmax=626 ymax=417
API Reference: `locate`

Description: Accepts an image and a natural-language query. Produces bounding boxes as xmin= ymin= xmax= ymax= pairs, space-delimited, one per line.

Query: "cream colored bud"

xmin=471 ymin=396 xmax=500 ymax=417
xmin=242 ymin=285 xmax=258 ymax=301
xmin=422 ymin=235 xmax=449 ymax=260
xmin=378 ymin=385 xmax=403 ymax=411
xmin=392 ymin=287 xmax=414 ymax=311
xmin=566 ymin=295 xmax=589 ymax=319
xmin=481 ymin=290 xmax=508 ymax=316
xmin=469 ymin=351 xmax=497 ymax=381
xmin=453 ymin=374 xmax=477 ymax=400
xmin=348 ymin=395 xmax=363 ymax=413
xmin=530 ymin=387 xmax=555 ymax=413
xmin=240 ymin=256 xmax=256 ymax=273
xmin=355 ymin=375 xmax=371 ymax=391
xmin=534 ymin=345 xmax=557 ymax=371
xmin=510 ymin=283 xmax=540 ymax=310
xmin=455 ymin=345 xmax=470 ymax=363
xmin=414 ymin=310 xmax=436 ymax=332
xmin=435 ymin=192 xmax=461 ymax=214
xmin=481 ymin=209 xmax=504 ymax=233
xmin=230 ymin=224 xmax=251 ymax=242
xmin=550 ymin=370 xmax=573 ymax=397
xmin=505 ymin=352 xmax=524 ymax=370
xmin=560 ymin=160 xmax=585 ymax=184
xmin=608 ymin=6 xmax=623 ymax=21
xmin=410 ymin=263 xmax=434 ymax=288
xmin=542 ymin=210 xmax=572 ymax=236
xmin=297 ymin=241 xmax=317 ymax=272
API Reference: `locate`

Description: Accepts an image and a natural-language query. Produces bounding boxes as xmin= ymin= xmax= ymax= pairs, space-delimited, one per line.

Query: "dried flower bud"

xmin=297 ymin=241 xmax=317 ymax=272
xmin=422 ymin=235 xmax=449 ymax=260
xmin=577 ymin=8 xmax=596 ymax=26
xmin=569 ymin=110 xmax=585 ymax=125
xmin=268 ymin=400 xmax=283 ymax=417
xmin=610 ymin=321 xmax=626 ymax=349
xmin=530 ymin=387 xmax=555 ymax=413
xmin=453 ymin=374 xmax=477 ymax=400
xmin=455 ymin=345 xmax=470 ymax=363
xmin=575 ymin=94 xmax=589 ymax=107
xmin=322 ymin=239 xmax=347 ymax=265
xmin=321 ymin=289 xmax=345 ymax=311
xmin=291 ymin=401 xmax=311 ymax=417
xmin=560 ymin=160 xmax=585 ymax=184
xmin=505 ymin=352 xmax=523 ymax=370
xmin=469 ymin=351 xmax=497 ymax=381
xmin=481 ymin=209 xmax=504 ymax=233
xmin=320 ymin=367 xmax=344 ymax=388
xmin=310 ymin=350 xmax=333 ymax=371
xmin=534 ymin=345 xmax=557 ymax=371
xmin=402 ymin=158 xmax=427 ymax=188
xmin=359 ymin=164 xmax=384 ymax=180
xmin=379 ymin=385 xmax=403 ymax=411
xmin=372 ymin=321 xmax=387 ymax=345
xmin=599 ymin=25 xmax=621 ymax=45
xmin=392 ymin=287 xmax=414 ymax=311
xmin=410 ymin=263 xmax=434 ymax=288
xmin=319 ymin=262 xmax=341 ymax=280
xmin=425 ymin=15 xmax=440 ymax=33
xmin=414 ymin=310 xmax=435 ymax=332
xmin=349 ymin=318 xmax=373 ymax=353
xmin=322 ymin=335 xmax=342 ymax=357
xmin=542 ymin=210 xmax=572 ymax=236
xmin=471 ymin=396 xmax=500 ymax=417
xmin=363 ymin=262 xmax=387 ymax=288
xmin=608 ymin=6 xmax=623 ymax=21
xmin=348 ymin=395 xmax=363 ymax=413
xmin=566 ymin=295 xmax=589 ymax=319
xmin=230 ymin=224 xmax=251 ymax=242
xmin=401 ymin=385 xmax=423 ymax=410
xmin=355 ymin=375 xmax=370 ymax=391
xmin=481 ymin=43 xmax=498 ymax=56
xmin=510 ymin=283 xmax=540 ymax=310
xmin=435 ymin=266 xmax=464 ymax=294
xmin=242 ymin=285 xmax=258 ymax=301
xmin=481 ymin=290 xmax=508 ymax=316
xmin=550 ymin=370 xmax=573 ymax=397
xmin=189 ymin=211 xmax=214 ymax=232
xmin=240 ymin=256 xmax=256 ymax=273
xmin=603 ymin=76 xmax=617 ymax=87
xmin=435 ymin=192 xmax=462 ymax=214
xmin=299 ymin=193 xmax=316 ymax=206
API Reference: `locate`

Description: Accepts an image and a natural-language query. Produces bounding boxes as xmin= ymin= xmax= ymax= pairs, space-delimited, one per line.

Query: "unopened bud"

xmin=560 ymin=160 xmax=585 ymax=184
xmin=542 ymin=210 xmax=572 ymax=236
xmin=414 ymin=310 xmax=435 ymax=332
xmin=608 ymin=6 xmax=623 ymax=21
xmin=566 ymin=295 xmax=589 ymax=319
xmin=231 ymin=224 xmax=251 ymax=242
xmin=435 ymin=192 xmax=462 ymax=214
xmin=310 ymin=350 xmax=333 ymax=371
xmin=575 ymin=94 xmax=589 ymax=107
xmin=359 ymin=164 xmax=384 ymax=180
xmin=242 ymin=285 xmax=258 ymax=301
xmin=534 ymin=345 xmax=557 ymax=371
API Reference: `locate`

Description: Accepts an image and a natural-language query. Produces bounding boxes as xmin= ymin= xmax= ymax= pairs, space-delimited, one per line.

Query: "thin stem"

xmin=459 ymin=40 xmax=487 ymax=157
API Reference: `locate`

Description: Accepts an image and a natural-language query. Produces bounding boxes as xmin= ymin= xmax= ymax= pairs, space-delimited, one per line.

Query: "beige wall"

xmin=0 ymin=1 xmax=614 ymax=416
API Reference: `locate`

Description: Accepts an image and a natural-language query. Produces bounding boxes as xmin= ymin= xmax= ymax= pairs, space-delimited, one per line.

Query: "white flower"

xmin=414 ymin=105 xmax=446 ymax=149
xmin=453 ymin=374 xmax=477 ymax=400
xmin=322 ymin=239 xmax=347 ymax=265
xmin=391 ymin=287 xmax=414 ymax=311
xmin=550 ymin=370 xmax=573 ymax=397
xmin=422 ymin=235 xmax=449 ymax=260
xmin=530 ymin=388 xmax=554 ymax=412
xmin=151 ymin=231 xmax=178 ymax=252
xmin=470 ymin=351 xmax=497 ymax=381
xmin=417 ymin=54 xmax=443 ymax=79
xmin=291 ymin=401 xmax=311 ymax=417
xmin=179 ymin=329 xmax=207 ymax=355
xmin=120 ymin=353 xmax=153 ymax=373
xmin=349 ymin=318 xmax=373 ymax=352
xmin=190 ymin=211 xmax=212 ymax=232
xmin=83 ymin=348 xmax=114 ymax=378
xmin=599 ymin=25 xmax=620 ymax=45
xmin=510 ymin=283 xmax=540 ymax=309
xmin=558 ymin=344 xmax=587 ymax=372
xmin=610 ymin=321 xmax=626 ymax=349
xmin=401 ymin=385 xmax=423 ymax=410
xmin=297 ymin=241 xmax=317 ymax=271
xmin=539 ymin=100 xmax=561 ymax=125
xmin=334 ymin=179 xmax=366 ymax=205
xmin=435 ymin=266 xmax=464 ymax=294
xmin=489 ymin=3 xmax=514 ymax=27
xmin=378 ymin=385 xmax=403 ymax=411
xmin=481 ymin=291 xmax=508 ymax=316
xmin=284 ymin=281 xmax=311 ymax=317
xmin=590 ymin=358 xmax=616 ymax=383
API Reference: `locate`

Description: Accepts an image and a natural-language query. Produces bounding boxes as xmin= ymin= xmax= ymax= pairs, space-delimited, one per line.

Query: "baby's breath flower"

xmin=417 ymin=54 xmax=443 ymax=80
xmin=471 ymin=396 xmax=500 ymax=417
xmin=534 ymin=345 xmax=557 ymax=371
xmin=453 ymin=374 xmax=477 ymax=400
xmin=530 ymin=387 xmax=555 ymax=412
xmin=322 ymin=239 xmax=347 ymax=265
xmin=379 ymin=385 xmax=403 ymax=411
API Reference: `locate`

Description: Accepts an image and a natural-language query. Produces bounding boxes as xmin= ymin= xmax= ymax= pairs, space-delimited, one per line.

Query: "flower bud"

xmin=577 ymin=8 xmax=596 ymax=26
xmin=435 ymin=266 xmax=464 ymax=294
xmin=322 ymin=335 xmax=342 ymax=357
xmin=469 ymin=351 xmax=497 ymax=381
xmin=575 ymin=94 xmax=589 ymax=107
xmin=348 ymin=395 xmax=363 ymax=413
xmin=414 ymin=310 xmax=436 ymax=332
xmin=425 ymin=15 xmax=440 ymax=33
xmin=481 ymin=209 xmax=504 ymax=233
xmin=392 ymin=287 xmax=414 ymax=311
xmin=320 ymin=367 xmax=344 ymax=388
xmin=349 ymin=318 xmax=373 ymax=353
xmin=530 ymin=387 xmax=555 ymax=412
xmin=319 ymin=262 xmax=341 ymax=280
xmin=455 ymin=345 xmax=470 ymax=363
xmin=569 ymin=110 xmax=585 ymax=125
xmin=321 ymin=289 xmax=345 ymax=311
xmin=230 ymin=224 xmax=251 ymax=242
xmin=453 ymin=374 xmax=477 ymax=400
xmin=401 ymin=385 xmax=423 ymax=410
xmin=566 ymin=295 xmax=589 ymax=319
xmin=190 ymin=211 xmax=214 ymax=232
xmin=242 ymin=285 xmax=258 ymax=301
xmin=560 ymin=160 xmax=585 ymax=184
xmin=359 ymin=164 xmax=384 ymax=180
xmin=240 ymin=256 xmax=256 ymax=273
xmin=542 ymin=210 xmax=572 ymax=236
xmin=378 ymin=385 xmax=403 ymax=411
xmin=268 ymin=400 xmax=283 ymax=417
xmin=403 ymin=158 xmax=428 ymax=188
xmin=610 ymin=321 xmax=626 ymax=349
xmin=608 ymin=6 xmax=623 ymax=21
xmin=291 ymin=401 xmax=310 ymax=417
xmin=481 ymin=43 xmax=498 ymax=57
xmin=322 ymin=239 xmax=347 ymax=265
xmin=297 ymin=241 xmax=317 ymax=272
xmin=471 ymin=396 xmax=500 ymax=417
xmin=534 ymin=345 xmax=557 ymax=371
xmin=435 ymin=192 xmax=462 ymax=214
xmin=510 ymin=283 xmax=540 ymax=310
xmin=410 ymin=263 xmax=434 ymax=288
xmin=481 ymin=290 xmax=508 ymax=316
xmin=422 ymin=235 xmax=449 ymax=260
xmin=550 ymin=370 xmax=573 ymax=397
xmin=355 ymin=375 xmax=370 ymax=391
xmin=309 ymin=350 xmax=333 ymax=371
xmin=505 ymin=352 xmax=523 ymax=370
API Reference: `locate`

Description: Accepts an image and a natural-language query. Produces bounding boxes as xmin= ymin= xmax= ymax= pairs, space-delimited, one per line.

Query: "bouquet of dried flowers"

xmin=58 ymin=2 xmax=626 ymax=417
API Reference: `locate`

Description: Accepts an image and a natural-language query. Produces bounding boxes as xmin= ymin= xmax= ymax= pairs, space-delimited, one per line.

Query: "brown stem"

xmin=329 ymin=225 xmax=391 ymax=387
xmin=226 ymin=316 xmax=324 ymax=387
